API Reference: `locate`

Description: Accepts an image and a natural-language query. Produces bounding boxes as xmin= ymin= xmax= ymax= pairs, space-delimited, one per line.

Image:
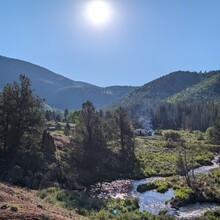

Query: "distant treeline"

xmin=151 ymin=101 xmax=220 ymax=131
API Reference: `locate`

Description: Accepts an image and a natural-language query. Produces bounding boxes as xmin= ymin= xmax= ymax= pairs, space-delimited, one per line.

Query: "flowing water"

xmin=128 ymin=177 xmax=174 ymax=214
xmin=129 ymin=155 xmax=220 ymax=217
xmin=91 ymin=155 xmax=220 ymax=218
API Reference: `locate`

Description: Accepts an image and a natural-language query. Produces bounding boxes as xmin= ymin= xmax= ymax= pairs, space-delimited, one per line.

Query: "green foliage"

xmin=167 ymin=71 xmax=220 ymax=103
xmin=63 ymin=122 xmax=70 ymax=136
xmin=0 ymin=75 xmax=45 ymax=156
xmin=55 ymin=123 xmax=62 ymax=130
xmin=206 ymin=127 xmax=215 ymax=143
xmin=37 ymin=188 xmax=173 ymax=220
xmin=175 ymin=187 xmax=193 ymax=199
xmin=114 ymin=107 xmax=135 ymax=172
xmin=163 ymin=130 xmax=180 ymax=141
xmin=137 ymin=182 xmax=157 ymax=193
xmin=157 ymin=184 xmax=168 ymax=193
xmin=70 ymin=101 xmax=106 ymax=168
xmin=204 ymin=209 xmax=220 ymax=220
xmin=64 ymin=109 xmax=69 ymax=119
xmin=152 ymin=101 xmax=220 ymax=131
xmin=0 ymin=203 xmax=8 ymax=210
xmin=11 ymin=204 xmax=19 ymax=212
xmin=212 ymin=111 xmax=220 ymax=144
xmin=134 ymin=130 xmax=216 ymax=178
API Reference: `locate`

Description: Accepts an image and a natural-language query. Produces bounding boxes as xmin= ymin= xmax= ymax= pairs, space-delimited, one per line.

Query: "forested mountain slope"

xmin=167 ymin=71 xmax=220 ymax=103
xmin=135 ymin=71 xmax=202 ymax=99
xmin=0 ymin=55 xmax=135 ymax=110
xmin=114 ymin=71 xmax=220 ymax=110
xmin=112 ymin=71 xmax=202 ymax=110
xmin=111 ymin=71 xmax=220 ymax=128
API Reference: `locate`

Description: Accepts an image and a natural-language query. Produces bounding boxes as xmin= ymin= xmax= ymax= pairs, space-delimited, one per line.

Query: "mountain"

xmin=112 ymin=71 xmax=203 ymax=109
xmin=112 ymin=71 xmax=220 ymax=120
xmin=167 ymin=71 xmax=220 ymax=103
xmin=0 ymin=55 xmax=136 ymax=110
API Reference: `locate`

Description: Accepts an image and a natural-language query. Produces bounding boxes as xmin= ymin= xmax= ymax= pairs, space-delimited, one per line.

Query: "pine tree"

xmin=213 ymin=111 xmax=220 ymax=144
xmin=114 ymin=107 xmax=135 ymax=171
xmin=0 ymin=75 xmax=45 ymax=156
xmin=71 ymin=101 xmax=106 ymax=169
xmin=64 ymin=109 xmax=69 ymax=120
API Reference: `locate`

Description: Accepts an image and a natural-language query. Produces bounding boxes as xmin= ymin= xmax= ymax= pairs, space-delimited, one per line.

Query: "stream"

xmin=90 ymin=155 xmax=220 ymax=219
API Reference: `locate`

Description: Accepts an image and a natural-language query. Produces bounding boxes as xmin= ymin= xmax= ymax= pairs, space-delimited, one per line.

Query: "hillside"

xmin=112 ymin=71 xmax=202 ymax=110
xmin=134 ymin=71 xmax=202 ymax=99
xmin=0 ymin=182 xmax=86 ymax=220
xmin=110 ymin=71 xmax=220 ymax=126
xmin=167 ymin=71 xmax=220 ymax=103
xmin=113 ymin=71 xmax=220 ymax=109
xmin=0 ymin=55 xmax=135 ymax=110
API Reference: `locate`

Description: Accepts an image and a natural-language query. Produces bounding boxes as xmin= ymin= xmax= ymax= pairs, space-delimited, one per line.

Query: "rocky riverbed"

xmin=89 ymin=155 xmax=220 ymax=218
xmin=90 ymin=179 xmax=132 ymax=199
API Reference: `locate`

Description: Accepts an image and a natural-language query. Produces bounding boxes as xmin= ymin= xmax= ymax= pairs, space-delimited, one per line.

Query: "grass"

xmin=134 ymin=129 xmax=218 ymax=178
xmin=36 ymin=187 xmax=175 ymax=219
xmin=36 ymin=128 xmax=220 ymax=219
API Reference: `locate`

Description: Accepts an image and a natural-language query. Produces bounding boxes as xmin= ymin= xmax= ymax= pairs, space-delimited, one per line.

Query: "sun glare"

xmin=85 ymin=0 xmax=113 ymax=27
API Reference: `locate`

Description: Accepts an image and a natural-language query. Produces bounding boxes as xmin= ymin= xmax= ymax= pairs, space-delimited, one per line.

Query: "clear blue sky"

xmin=0 ymin=0 xmax=220 ymax=87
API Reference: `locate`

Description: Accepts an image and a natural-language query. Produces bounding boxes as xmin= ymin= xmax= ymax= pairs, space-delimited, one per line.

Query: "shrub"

xmin=175 ymin=188 xmax=193 ymax=199
xmin=157 ymin=185 xmax=168 ymax=193
xmin=55 ymin=123 xmax=62 ymax=130
xmin=11 ymin=204 xmax=19 ymax=212
xmin=39 ymin=214 xmax=51 ymax=220
xmin=137 ymin=182 xmax=157 ymax=193
xmin=0 ymin=203 xmax=8 ymax=209
xmin=163 ymin=130 xmax=181 ymax=141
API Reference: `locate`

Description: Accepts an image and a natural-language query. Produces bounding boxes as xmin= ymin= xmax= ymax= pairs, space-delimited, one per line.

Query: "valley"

xmin=0 ymin=58 xmax=220 ymax=219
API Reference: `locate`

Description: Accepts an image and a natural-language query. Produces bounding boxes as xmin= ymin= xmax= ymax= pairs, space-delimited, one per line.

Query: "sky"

xmin=0 ymin=0 xmax=220 ymax=87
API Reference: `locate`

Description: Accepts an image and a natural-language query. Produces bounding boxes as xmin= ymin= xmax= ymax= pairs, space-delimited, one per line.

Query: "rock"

xmin=42 ymin=130 xmax=56 ymax=152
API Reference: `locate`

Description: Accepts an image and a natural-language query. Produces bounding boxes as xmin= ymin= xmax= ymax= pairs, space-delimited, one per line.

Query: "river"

xmin=90 ymin=155 xmax=220 ymax=219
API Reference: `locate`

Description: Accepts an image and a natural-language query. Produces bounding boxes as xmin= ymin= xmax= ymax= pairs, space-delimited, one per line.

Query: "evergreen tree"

xmin=114 ymin=107 xmax=135 ymax=171
xmin=64 ymin=109 xmax=69 ymax=119
xmin=0 ymin=75 xmax=45 ymax=156
xmin=213 ymin=111 xmax=220 ymax=144
xmin=64 ymin=122 xmax=70 ymax=136
xmin=71 ymin=101 xmax=106 ymax=169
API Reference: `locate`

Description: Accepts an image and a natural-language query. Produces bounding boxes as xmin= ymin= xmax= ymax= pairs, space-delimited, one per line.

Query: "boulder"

xmin=42 ymin=130 xmax=56 ymax=152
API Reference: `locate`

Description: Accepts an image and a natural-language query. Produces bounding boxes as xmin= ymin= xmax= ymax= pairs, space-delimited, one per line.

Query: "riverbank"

xmin=88 ymin=155 xmax=220 ymax=219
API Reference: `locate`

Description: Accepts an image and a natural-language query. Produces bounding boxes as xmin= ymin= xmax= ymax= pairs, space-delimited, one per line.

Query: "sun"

xmin=85 ymin=0 xmax=113 ymax=27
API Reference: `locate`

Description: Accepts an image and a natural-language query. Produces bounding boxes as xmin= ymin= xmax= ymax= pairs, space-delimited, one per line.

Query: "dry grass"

xmin=0 ymin=183 xmax=86 ymax=220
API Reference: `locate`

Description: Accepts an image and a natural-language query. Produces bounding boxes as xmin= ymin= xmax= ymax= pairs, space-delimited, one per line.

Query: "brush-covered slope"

xmin=0 ymin=56 xmax=136 ymax=110
xmin=167 ymin=71 xmax=220 ymax=103
xmin=113 ymin=71 xmax=202 ymax=109
xmin=0 ymin=183 xmax=86 ymax=220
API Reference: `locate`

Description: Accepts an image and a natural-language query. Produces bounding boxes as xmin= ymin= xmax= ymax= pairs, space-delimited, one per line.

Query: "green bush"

xmin=157 ymin=185 xmax=168 ymax=193
xmin=163 ymin=130 xmax=181 ymax=141
xmin=137 ymin=182 xmax=157 ymax=193
xmin=0 ymin=203 xmax=8 ymax=210
xmin=175 ymin=187 xmax=193 ymax=199
xmin=11 ymin=204 xmax=19 ymax=212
